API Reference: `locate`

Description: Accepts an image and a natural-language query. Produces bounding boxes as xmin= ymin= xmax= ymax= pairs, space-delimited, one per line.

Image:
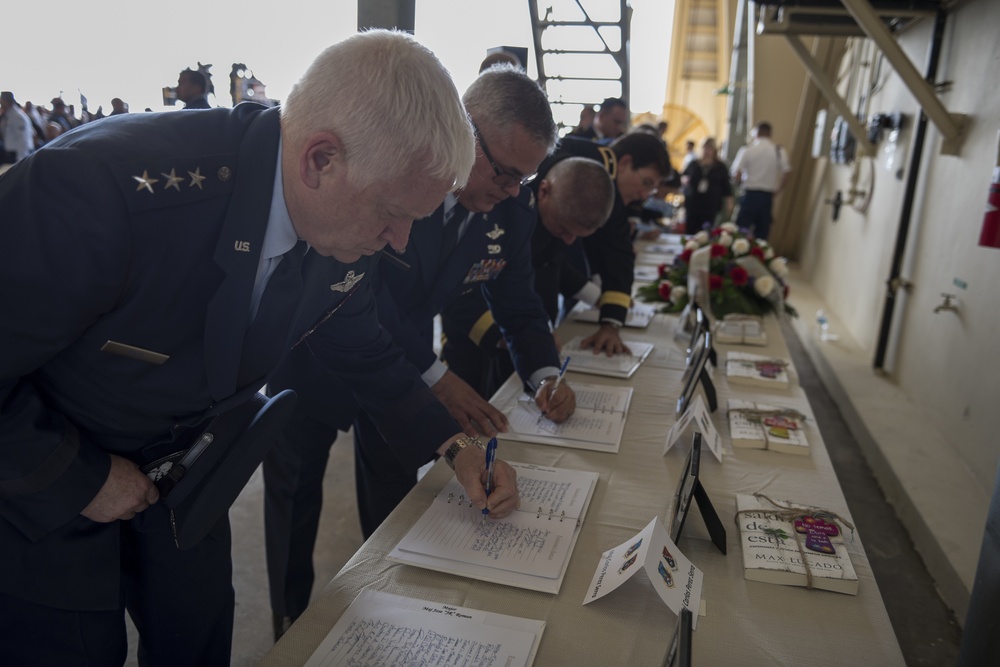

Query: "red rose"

xmin=679 ymin=249 xmax=693 ymax=264
xmin=710 ymin=228 xmax=722 ymax=236
xmin=658 ymin=281 xmax=672 ymax=301
xmin=710 ymin=243 xmax=727 ymax=258
xmin=750 ymin=246 xmax=765 ymax=261
xmin=709 ymin=274 xmax=724 ymax=291
xmin=730 ymin=266 xmax=749 ymax=287
xmin=658 ymin=263 xmax=669 ymax=278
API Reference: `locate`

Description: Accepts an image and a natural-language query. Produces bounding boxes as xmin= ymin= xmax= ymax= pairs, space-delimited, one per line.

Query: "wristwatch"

xmin=443 ymin=435 xmax=485 ymax=470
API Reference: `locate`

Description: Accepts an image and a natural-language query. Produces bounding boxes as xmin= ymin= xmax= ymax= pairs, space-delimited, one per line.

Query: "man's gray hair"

xmin=463 ymin=64 xmax=557 ymax=154
xmin=281 ymin=30 xmax=475 ymax=190
xmin=545 ymin=157 xmax=614 ymax=231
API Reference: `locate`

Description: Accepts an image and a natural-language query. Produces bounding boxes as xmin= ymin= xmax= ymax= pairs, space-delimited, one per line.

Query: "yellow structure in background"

xmin=660 ymin=0 xmax=738 ymax=156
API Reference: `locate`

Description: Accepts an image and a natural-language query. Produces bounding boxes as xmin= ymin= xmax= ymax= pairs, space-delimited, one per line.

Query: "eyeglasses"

xmin=471 ymin=121 xmax=537 ymax=188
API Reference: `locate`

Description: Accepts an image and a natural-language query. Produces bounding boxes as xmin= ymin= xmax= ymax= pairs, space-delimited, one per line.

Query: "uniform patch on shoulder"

xmin=463 ymin=259 xmax=507 ymax=284
xmin=116 ymin=156 xmax=237 ymax=213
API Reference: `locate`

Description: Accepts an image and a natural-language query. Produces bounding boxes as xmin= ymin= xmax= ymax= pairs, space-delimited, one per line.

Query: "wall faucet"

xmin=934 ymin=293 xmax=959 ymax=314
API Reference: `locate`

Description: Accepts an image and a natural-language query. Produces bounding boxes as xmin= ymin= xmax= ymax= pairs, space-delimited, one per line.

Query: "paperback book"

xmin=714 ymin=316 xmax=767 ymax=346
xmin=727 ymin=399 xmax=809 ymax=455
xmin=725 ymin=352 xmax=791 ymax=389
xmin=735 ymin=493 xmax=858 ymax=595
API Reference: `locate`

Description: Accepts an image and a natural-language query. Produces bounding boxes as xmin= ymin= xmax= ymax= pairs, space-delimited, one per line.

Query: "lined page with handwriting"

xmin=558 ymin=337 xmax=654 ymax=379
xmin=493 ymin=382 xmax=633 ymax=453
xmin=304 ymin=590 xmax=544 ymax=667
xmin=389 ymin=462 xmax=598 ymax=593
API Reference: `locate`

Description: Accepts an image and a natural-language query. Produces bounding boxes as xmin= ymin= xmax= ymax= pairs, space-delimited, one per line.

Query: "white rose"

xmin=717 ymin=232 xmax=733 ymax=247
xmin=684 ymin=240 xmax=700 ymax=251
xmin=721 ymin=222 xmax=738 ymax=234
xmin=764 ymin=246 xmax=775 ymax=260
xmin=769 ymin=257 xmax=789 ymax=278
xmin=694 ymin=231 xmax=710 ymax=245
xmin=671 ymin=286 xmax=687 ymax=302
xmin=754 ymin=274 xmax=777 ymax=297
xmin=732 ymin=238 xmax=751 ymax=256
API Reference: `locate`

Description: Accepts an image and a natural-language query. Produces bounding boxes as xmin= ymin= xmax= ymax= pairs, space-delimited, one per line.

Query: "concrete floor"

xmin=124 ymin=317 xmax=964 ymax=666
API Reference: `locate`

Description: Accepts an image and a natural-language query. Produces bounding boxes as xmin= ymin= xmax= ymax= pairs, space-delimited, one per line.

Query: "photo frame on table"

xmin=664 ymin=608 xmax=693 ymax=667
xmin=668 ymin=433 xmax=726 ymax=554
xmin=676 ymin=329 xmax=717 ymax=417
xmin=685 ymin=304 xmax=717 ymax=369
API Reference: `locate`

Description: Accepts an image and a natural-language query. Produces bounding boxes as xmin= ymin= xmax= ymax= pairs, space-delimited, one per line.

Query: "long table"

xmin=261 ymin=306 xmax=905 ymax=666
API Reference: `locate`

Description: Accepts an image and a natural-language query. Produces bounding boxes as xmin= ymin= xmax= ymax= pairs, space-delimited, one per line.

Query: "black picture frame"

xmin=676 ymin=330 xmax=717 ymax=417
xmin=668 ymin=432 xmax=727 ymax=554
xmin=664 ymin=608 xmax=693 ymax=667
xmin=686 ymin=305 xmax=717 ymax=369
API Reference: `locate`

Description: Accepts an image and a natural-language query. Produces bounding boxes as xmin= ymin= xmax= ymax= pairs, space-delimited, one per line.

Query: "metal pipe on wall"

xmin=873 ymin=9 xmax=947 ymax=371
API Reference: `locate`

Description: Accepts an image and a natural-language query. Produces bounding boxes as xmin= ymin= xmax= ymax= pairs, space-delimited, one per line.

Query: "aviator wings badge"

xmin=331 ymin=270 xmax=365 ymax=292
xmin=485 ymin=223 xmax=505 ymax=240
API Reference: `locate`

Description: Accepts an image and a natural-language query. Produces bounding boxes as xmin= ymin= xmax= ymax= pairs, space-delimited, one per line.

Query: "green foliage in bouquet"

xmin=636 ymin=223 xmax=798 ymax=319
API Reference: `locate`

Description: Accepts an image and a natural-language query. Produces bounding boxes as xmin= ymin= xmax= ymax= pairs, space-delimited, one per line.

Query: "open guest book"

xmin=728 ymin=399 xmax=809 ymax=455
xmin=388 ymin=462 xmax=599 ymax=594
xmin=571 ymin=301 xmax=656 ymax=328
xmin=725 ymin=351 xmax=792 ymax=389
xmin=736 ymin=493 xmax=859 ymax=595
xmin=303 ymin=589 xmax=546 ymax=667
xmin=559 ymin=336 xmax=654 ymax=379
xmin=491 ymin=381 xmax=633 ymax=453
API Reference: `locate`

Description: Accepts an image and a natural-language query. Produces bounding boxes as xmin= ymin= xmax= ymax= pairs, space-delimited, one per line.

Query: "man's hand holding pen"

xmin=534 ymin=356 xmax=576 ymax=423
xmin=450 ymin=441 xmax=520 ymax=519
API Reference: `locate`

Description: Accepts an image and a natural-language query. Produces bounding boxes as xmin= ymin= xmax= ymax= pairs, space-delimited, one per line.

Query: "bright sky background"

xmin=3 ymin=0 xmax=673 ymax=127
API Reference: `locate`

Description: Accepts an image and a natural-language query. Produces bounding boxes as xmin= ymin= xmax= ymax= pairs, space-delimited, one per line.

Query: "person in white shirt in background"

xmin=0 ymin=91 xmax=35 ymax=167
xmin=680 ymin=139 xmax=697 ymax=173
xmin=730 ymin=121 xmax=792 ymax=240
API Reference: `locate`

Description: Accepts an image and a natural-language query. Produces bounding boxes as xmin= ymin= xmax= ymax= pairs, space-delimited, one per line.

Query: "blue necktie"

xmin=239 ymin=240 xmax=307 ymax=386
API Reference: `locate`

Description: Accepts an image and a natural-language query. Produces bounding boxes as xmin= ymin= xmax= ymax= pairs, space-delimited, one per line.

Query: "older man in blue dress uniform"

xmin=0 ymin=31 xmax=520 ymax=666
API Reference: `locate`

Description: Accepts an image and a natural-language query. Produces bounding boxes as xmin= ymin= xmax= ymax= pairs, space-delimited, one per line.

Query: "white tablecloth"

xmin=261 ymin=310 xmax=904 ymax=666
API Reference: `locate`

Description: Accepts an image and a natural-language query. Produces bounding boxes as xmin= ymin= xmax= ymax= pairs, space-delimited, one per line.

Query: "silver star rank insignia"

xmin=331 ymin=270 xmax=365 ymax=292
xmin=485 ymin=223 xmax=505 ymax=240
xmin=161 ymin=168 xmax=184 ymax=191
xmin=133 ymin=170 xmax=159 ymax=194
xmin=188 ymin=167 xmax=207 ymax=190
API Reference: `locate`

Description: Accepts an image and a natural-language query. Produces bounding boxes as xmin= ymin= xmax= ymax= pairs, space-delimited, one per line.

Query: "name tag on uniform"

xmin=101 ymin=340 xmax=170 ymax=365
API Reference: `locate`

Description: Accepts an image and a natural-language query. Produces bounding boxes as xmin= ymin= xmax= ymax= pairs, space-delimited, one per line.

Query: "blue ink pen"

xmin=482 ymin=437 xmax=498 ymax=516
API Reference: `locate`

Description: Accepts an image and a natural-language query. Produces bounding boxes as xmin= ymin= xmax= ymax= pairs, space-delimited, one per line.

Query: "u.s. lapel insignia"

xmin=188 ymin=167 xmax=206 ymax=190
xmin=161 ymin=168 xmax=184 ymax=191
xmin=133 ymin=170 xmax=159 ymax=194
xmin=485 ymin=223 xmax=505 ymax=240
xmin=331 ymin=270 xmax=365 ymax=292
xmin=488 ymin=244 xmax=501 ymax=255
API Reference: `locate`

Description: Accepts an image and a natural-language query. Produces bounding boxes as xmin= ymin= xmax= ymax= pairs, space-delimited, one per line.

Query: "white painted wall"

xmin=796 ymin=0 xmax=1000 ymax=493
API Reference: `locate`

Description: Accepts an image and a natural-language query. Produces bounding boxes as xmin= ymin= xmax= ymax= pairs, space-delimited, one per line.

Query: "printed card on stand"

xmin=583 ymin=516 xmax=704 ymax=629
xmin=664 ymin=394 xmax=723 ymax=462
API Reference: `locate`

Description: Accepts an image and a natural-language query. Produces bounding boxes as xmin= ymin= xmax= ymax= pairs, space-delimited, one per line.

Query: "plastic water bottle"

xmin=815 ymin=310 xmax=838 ymax=341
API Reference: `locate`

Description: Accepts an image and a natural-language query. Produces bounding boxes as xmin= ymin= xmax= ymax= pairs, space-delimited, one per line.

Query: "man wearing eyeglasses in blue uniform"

xmin=263 ymin=64 xmax=577 ymax=639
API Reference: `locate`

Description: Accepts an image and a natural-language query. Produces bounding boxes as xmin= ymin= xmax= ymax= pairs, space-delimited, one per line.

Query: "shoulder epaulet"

xmin=112 ymin=154 xmax=239 ymax=213
xmin=597 ymin=146 xmax=618 ymax=180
